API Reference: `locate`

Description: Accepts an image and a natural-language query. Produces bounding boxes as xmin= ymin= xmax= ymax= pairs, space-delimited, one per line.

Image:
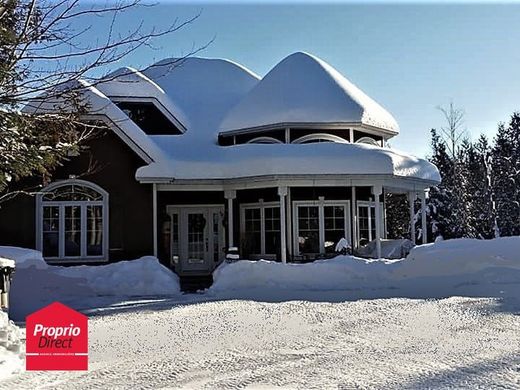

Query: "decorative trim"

xmin=36 ymin=179 xmax=109 ymax=262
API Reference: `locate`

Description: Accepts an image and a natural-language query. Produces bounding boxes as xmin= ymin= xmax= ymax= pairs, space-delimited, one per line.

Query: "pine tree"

xmin=385 ymin=193 xmax=409 ymax=239
xmin=427 ymin=129 xmax=456 ymax=239
xmin=464 ymin=135 xmax=495 ymax=238
xmin=491 ymin=113 xmax=520 ymax=236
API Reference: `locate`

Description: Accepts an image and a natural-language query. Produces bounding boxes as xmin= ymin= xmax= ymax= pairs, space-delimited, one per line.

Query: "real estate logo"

xmin=26 ymin=301 xmax=88 ymax=370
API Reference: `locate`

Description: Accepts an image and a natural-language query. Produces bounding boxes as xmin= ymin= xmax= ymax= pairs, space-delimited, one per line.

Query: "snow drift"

xmin=0 ymin=247 xmax=181 ymax=321
xmin=210 ymin=237 xmax=520 ymax=300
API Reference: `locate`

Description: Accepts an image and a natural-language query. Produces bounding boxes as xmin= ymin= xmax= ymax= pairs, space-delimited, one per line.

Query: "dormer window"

xmin=116 ymin=101 xmax=183 ymax=135
xmin=247 ymin=137 xmax=284 ymax=144
xmin=292 ymin=133 xmax=348 ymax=144
xmin=356 ymin=137 xmax=379 ymax=146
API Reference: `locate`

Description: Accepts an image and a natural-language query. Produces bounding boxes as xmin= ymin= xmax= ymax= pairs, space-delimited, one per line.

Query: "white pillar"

xmin=286 ymin=187 xmax=292 ymax=257
xmin=278 ymin=186 xmax=288 ymax=264
xmin=372 ymin=185 xmax=383 ymax=259
xmin=420 ymin=190 xmax=428 ymax=244
xmin=152 ymin=183 xmax=158 ymax=257
xmin=408 ymin=191 xmax=417 ymax=245
xmin=351 ymin=186 xmax=357 ymax=250
xmin=225 ymin=190 xmax=236 ymax=248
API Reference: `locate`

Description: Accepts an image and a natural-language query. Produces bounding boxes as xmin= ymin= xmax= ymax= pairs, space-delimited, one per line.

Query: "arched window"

xmin=356 ymin=137 xmax=380 ymax=146
xmin=292 ymin=133 xmax=348 ymax=144
xmin=247 ymin=136 xmax=284 ymax=144
xmin=37 ymin=179 xmax=109 ymax=261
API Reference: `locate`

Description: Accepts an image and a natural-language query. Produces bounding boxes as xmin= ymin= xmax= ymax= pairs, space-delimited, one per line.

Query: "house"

xmin=0 ymin=52 xmax=440 ymax=276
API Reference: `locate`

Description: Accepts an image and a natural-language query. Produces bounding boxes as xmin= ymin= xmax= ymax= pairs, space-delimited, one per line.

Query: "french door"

xmin=167 ymin=206 xmax=225 ymax=274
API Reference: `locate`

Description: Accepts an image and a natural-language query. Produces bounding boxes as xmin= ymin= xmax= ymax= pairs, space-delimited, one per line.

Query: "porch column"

xmin=225 ymin=190 xmax=236 ymax=248
xmin=420 ymin=189 xmax=428 ymax=244
xmin=278 ymin=186 xmax=288 ymax=264
xmin=153 ymin=183 xmax=158 ymax=257
xmin=351 ymin=186 xmax=357 ymax=250
xmin=372 ymin=184 xmax=383 ymax=259
xmin=408 ymin=191 xmax=417 ymax=245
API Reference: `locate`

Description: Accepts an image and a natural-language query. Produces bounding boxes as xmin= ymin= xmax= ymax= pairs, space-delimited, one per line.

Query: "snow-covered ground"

xmin=1 ymin=297 xmax=520 ymax=389
xmin=1 ymin=237 xmax=520 ymax=388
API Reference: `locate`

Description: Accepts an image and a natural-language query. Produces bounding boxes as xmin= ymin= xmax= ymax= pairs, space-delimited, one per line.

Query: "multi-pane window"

xmin=241 ymin=202 xmax=281 ymax=256
xmin=264 ymin=207 xmax=281 ymax=255
xmin=244 ymin=208 xmax=261 ymax=254
xmin=357 ymin=202 xmax=384 ymax=245
xmin=295 ymin=202 xmax=349 ymax=256
xmin=297 ymin=206 xmax=320 ymax=254
xmin=324 ymin=206 xmax=345 ymax=254
xmin=38 ymin=181 xmax=108 ymax=261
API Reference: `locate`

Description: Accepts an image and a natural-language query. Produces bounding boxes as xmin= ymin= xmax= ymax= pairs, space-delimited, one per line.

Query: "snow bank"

xmin=210 ymin=237 xmax=520 ymax=300
xmin=211 ymin=257 xmax=397 ymax=294
xmin=396 ymin=236 xmax=520 ymax=278
xmin=54 ymin=257 xmax=180 ymax=296
xmin=0 ymin=246 xmax=48 ymax=269
xmin=0 ymin=246 xmax=182 ymax=321
xmin=0 ymin=311 xmax=23 ymax=378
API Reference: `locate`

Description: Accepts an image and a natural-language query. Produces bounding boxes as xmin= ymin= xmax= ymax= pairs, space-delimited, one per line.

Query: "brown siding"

xmin=0 ymin=130 xmax=153 ymax=262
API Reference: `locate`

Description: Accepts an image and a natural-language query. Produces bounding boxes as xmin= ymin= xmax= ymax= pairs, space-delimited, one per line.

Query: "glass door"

xmin=167 ymin=206 xmax=225 ymax=274
xmin=186 ymin=211 xmax=207 ymax=265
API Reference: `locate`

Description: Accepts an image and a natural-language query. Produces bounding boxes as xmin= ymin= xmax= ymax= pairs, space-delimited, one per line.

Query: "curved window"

xmin=356 ymin=137 xmax=379 ymax=146
xmin=292 ymin=133 xmax=348 ymax=144
xmin=247 ymin=136 xmax=284 ymax=144
xmin=37 ymin=180 xmax=108 ymax=261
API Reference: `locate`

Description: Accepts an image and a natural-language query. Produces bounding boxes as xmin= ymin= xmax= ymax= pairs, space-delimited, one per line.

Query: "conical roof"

xmin=219 ymin=52 xmax=399 ymax=134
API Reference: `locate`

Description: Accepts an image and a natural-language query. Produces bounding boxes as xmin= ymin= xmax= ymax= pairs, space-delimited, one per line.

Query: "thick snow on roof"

xmin=137 ymin=140 xmax=440 ymax=183
xmin=220 ymin=52 xmax=399 ymax=134
xmin=96 ymin=67 xmax=190 ymax=130
xmin=144 ymin=57 xmax=260 ymax=133
xmin=24 ymin=79 xmax=168 ymax=163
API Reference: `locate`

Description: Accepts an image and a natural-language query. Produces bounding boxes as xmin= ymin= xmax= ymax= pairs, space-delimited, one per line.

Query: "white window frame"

xmin=293 ymin=199 xmax=351 ymax=256
xmin=240 ymin=200 xmax=281 ymax=256
xmin=292 ymin=133 xmax=349 ymax=144
xmin=356 ymin=136 xmax=379 ymax=146
xmin=36 ymin=179 xmax=109 ymax=262
xmin=356 ymin=200 xmax=385 ymax=243
xmin=247 ymin=136 xmax=284 ymax=144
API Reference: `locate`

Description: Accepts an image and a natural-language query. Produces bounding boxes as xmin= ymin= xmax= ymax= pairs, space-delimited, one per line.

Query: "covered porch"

xmin=151 ymin=175 xmax=432 ymax=275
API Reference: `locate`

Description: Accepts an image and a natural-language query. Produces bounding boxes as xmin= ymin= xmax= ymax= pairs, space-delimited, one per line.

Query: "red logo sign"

xmin=26 ymin=302 xmax=88 ymax=370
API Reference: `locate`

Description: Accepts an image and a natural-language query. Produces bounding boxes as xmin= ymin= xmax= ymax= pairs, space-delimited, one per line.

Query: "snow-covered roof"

xmin=219 ymin=52 xmax=399 ymax=135
xmin=137 ymin=141 xmax=440 ymax=183
xmin=24 ymin=53 xmax=439 ymax=186
xmin=23 ymin=79 xmax=168 ymax=164
xmin=96 ymin=67 xmax=190 ymax=131
xmin=144 ymin=57 xmax=260 ymax=133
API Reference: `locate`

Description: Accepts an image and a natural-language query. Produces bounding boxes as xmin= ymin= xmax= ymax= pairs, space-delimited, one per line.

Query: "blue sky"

xmin=82 ymin=1 xmax=520 ymax=157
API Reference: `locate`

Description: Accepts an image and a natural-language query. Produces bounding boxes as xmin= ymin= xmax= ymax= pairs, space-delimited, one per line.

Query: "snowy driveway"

xmin=2 ymin=296 xmax=520 ymax=389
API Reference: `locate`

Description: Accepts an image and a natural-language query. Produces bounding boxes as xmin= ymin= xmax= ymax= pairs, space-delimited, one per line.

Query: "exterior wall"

xmin=0 ymin=130 xmax=154 ymax=262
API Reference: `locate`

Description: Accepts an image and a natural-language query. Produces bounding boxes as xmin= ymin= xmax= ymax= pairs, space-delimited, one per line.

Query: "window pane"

xmin=43 ymin=184 xmax=102 ymax=201
xmin=64 ymin=206 xmax=81 ymax=256
xmin=298 ymin=206 xmax=319 ymax=254
xmin=42 ymin=206 xmax=59 ymax=257
xmin=213 ymin=212 xmax=220 ymax=262
xmin=264 ymin=207 xmax=280 ymax=254
xmin=324 ymin=206 xmax=345 ymax=254
xmin=244 ymin=208 xmax=261 ymax=254
xmin=171 ymin=213 xmax=179 ymax=257
xmin=87 ymin=205 xmax=103 ymax=256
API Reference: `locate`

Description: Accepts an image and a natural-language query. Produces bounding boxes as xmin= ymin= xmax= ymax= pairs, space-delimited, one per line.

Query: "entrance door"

xmin=167 ymin=206 xmax=225 ymax=274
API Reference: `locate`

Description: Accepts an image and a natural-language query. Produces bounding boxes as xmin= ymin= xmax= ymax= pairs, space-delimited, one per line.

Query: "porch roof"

xmin=136 ymin=139 xmax=440 ymax=185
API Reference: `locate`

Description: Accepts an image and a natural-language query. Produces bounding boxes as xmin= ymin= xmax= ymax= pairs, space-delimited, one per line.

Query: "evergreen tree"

xmin=385 ymin=193 xmax=409 ymax=239
xmin=464 ymin=135 xmax=495 ymax=238
xmin=427 ymin=129 xmax=456 ymax=239
xmin=491 ymin=113 xmax=520 ymax=236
